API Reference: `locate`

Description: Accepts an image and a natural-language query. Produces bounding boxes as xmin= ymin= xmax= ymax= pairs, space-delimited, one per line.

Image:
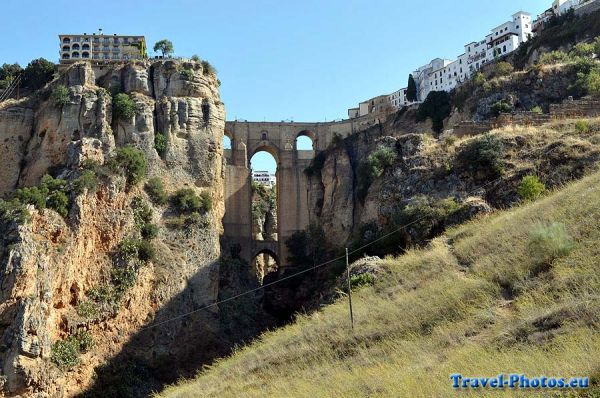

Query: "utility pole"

xmin=345 ymin=248 xmax=354 ymax=330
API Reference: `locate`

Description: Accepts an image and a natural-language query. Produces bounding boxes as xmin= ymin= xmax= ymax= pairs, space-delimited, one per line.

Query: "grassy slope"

xmin=159 ymin=149 xmax=600 ymax=398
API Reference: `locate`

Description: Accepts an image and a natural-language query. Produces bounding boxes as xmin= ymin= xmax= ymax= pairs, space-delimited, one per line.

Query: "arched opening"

xmin=62 ymin=54 xmax=70 ymax=59
xmin=251 ymin=250 xmax=279 ymax=285
xmin=62 ymin=38 xmax=71 ymax=44
xmin=82 ymin=43 xmax=90 ymax=50
xmin=296 ymin=130 xmax=315 ymax=159
xmin=223 ymin=132 xmax=232 ymax=161
xmin=72 ymin=43 xmax=80 ymax=50
xmin=72 ymin=51 xmax=80 ymax=58
xmin=62 ymin=45 xmax=70 ymax=51
xmin=250 ymin=149 xmax=278 ymax=244
xmin=82 ymin=52 xmax=90 ymax=59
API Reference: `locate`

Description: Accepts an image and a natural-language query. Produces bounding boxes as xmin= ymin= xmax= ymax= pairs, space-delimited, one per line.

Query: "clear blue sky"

xmin=2 ymin=0 xmax=548 ymax=172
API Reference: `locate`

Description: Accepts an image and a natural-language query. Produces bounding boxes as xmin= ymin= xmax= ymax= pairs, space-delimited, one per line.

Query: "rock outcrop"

xmin=0 ymin=60 xmax=226 ymax=396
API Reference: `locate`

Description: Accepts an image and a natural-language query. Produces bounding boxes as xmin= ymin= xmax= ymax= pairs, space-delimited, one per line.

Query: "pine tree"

xmin=406 ymin=74 xmax=417 ymax=102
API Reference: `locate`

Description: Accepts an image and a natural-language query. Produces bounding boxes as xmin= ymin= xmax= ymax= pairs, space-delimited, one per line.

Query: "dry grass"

xmin=158 ymin=165 xmax=600 ymax=398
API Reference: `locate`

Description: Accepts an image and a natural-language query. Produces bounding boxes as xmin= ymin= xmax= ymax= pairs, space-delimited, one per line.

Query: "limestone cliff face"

xmin=307 ymin=113 xmax=600 ymax=249
xmin=0 ymin=60 xmax=225 ymax=396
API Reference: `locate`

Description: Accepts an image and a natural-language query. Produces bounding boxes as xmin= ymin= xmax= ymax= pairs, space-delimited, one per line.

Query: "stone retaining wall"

xmin=452 ymin=98 xmax=600 ymax=137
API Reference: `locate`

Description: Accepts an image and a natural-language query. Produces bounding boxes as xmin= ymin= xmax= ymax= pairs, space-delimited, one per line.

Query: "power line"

xmin=139 ymin=139 xmax=564 ymax=331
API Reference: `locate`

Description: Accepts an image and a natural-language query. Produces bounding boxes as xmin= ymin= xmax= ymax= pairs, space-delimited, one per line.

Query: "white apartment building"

xmin=252 ymin=171 xmax=276 ymax=187
xmin=412 ymin=58 xmax=453 ymax=102
xmin=59 ymin=31 xmax=146 ymax=63
xmin=486 ymin=12 xmax=533 ymax=60
xmin=389 ymin=87 xmax=416 ymax=108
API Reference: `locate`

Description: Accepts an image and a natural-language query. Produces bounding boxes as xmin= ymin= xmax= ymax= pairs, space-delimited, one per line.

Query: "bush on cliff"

xmin=154 ymin=131 xmax=167 ymax=157
xmin=50 ymin=85 xmax=69 ymax=107
xmin=112 ymin=92 xmax=136 ymax=121
xmin=145 ymin=177 xmax=168 ymax=205
xmin=457 ymin=134 xmax=505 ymax=178
xmin=108 ymin=146 xmax=147 ymax=186
xmin=518 ymin=175 xmax=546 ymax=202
xmin=171 ymin=188 xmax=212 ymax=214
xmin=357 ymin=146 xmax=397 ymax=202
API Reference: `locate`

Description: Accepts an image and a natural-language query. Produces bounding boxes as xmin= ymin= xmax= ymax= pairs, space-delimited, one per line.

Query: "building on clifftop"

xmin=59 ymin=30 xmax=146 ymax=64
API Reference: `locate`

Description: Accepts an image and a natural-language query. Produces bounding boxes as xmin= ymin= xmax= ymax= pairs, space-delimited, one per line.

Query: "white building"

xmin=485 ymin=12 xmax=533 ymax=60
xmin=252 ymin=171 xmax=276 ymax=187
xmin=552 ymin=0 xmax=582 ymax=15
xmin=412 ymin=58 xmax=453 ymax=102
xmin=59 ymin=31 xmax=146 ymax=63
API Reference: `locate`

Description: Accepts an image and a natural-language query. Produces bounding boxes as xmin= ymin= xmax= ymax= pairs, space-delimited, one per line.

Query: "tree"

xmin=416 ymin=91 xmax=451 ymax=133
xmin=153 ymin=39 xmax=174 ymax=58
xmin=406 ymin=74 xmax=417 ymax=102
xmin=23 ymin=58 xmax=55 ymax=90
xmin=112 ymin=93 xmax=136 ymax=121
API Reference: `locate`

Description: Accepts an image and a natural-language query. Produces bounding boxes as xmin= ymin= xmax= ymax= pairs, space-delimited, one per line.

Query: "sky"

xmin=1 ymin=0 xmax=549 ymax=172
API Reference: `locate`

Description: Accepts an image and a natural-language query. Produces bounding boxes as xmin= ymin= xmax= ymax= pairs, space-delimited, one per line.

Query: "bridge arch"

xmin=251 ymin=247 xmax=279 ymax=285
xmin=250 ymin=143 xmax=280 ymax=166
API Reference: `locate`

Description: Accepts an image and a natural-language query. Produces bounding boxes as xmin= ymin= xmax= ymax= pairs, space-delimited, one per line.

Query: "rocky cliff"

xmin=0 ymin=60 xmax=226 ymax=396
xmin=306 ymin=112 xmax=600 ymax=254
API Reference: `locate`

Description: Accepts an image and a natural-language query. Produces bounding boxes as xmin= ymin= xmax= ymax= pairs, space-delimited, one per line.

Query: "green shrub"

xmin=473 ymin=72 xmax=486 ymax=88
xmin=539 ymin=50 xmax=570 ymax=65
xmin=594 ymin=36 xmax=600 ymax=55
xmin=457 ymin=134 xmax=505 ymax=178
xmin=201 ymin=60 xmax=217 ymax=76
xmin=112 ymin=93 xmax=136 ymax=121
xmin=76 ymin=300 xmax=98 ymax=319
xmin=586 ymin=68 xmax=600 ymax=97
xmin=0 ymin=199 xmax=29 ymax=225
xmin=530 ymin=105 xmax=543 ymax=114
xmin=109 ymin=146 xmax=147 ymax=186
xmin=416 ymin=91 xmax=451 ymax=133
xmin=111 ymin=263 xmax=138 ymax=295
xmin=51 ymin=338 xmax=80 ymax=370
xmin=141 ymin=223 xmax=159 ymax=240
xmin=73 ymin=170 xmax=98 ymax=194
xmin=154 ymin=131 xmax=167 ymax=157
xmin=145 ymin=177 xmax=168 ymax=205
xmin=87 ymin=285 xmax=114 ymax=304
xmin=571 ymin=42 xmax=595 ymax=57
xmin=575 ymin=120 xmax=591 ymax=133
xmin=527 ymin=222 xmax=574 ymax=267
xmin=171 ymin=188 xmax=211 ymax=213
xmin=73 ymin=330 xmax=95 ymax=353
xmin=46 ymin=190 xmax=69 ymax=217
xmin=136 ymin=239 xmax=156 ymax=262
xmin=131 ymin=197 xmax=153 ymax=230
xmin=180 ymin=68 xmax=194 ymax=80
xmin=191 ymin=54 xmax=201 ymax=62
xmin=517 ymin=175 xmax=546 ymax=202
xmin=13 ymin=186 xmax=47 ymax=209
xmin=357 ymin=146 xmax=397 ymax=202
xmin=490 ymin=61 xmax=514 ymax=78
xmin=394 ymin=197 xmax=463 ymax=238
xmin=51 ymin=85 xmax=69 ymax=107
xmin=490 ymin=100 xmax=513 ymax=117
xmin=350 ymin=273 xmax=375 ymax=289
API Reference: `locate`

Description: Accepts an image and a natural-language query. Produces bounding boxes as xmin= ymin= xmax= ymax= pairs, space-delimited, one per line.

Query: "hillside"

xmin=160 ymin=163 xmax=600 ymax=397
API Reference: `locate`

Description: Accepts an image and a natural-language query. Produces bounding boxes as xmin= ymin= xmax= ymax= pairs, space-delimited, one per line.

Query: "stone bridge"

xmin=223 ymin=115 xmax=382 ymax=270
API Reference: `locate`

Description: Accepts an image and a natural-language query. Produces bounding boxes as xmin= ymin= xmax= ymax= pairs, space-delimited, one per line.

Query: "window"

xmin=503 ymin=45 xmax=507 ymax=53
xmin=516 ymin=25 xmax=519 ymax=29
